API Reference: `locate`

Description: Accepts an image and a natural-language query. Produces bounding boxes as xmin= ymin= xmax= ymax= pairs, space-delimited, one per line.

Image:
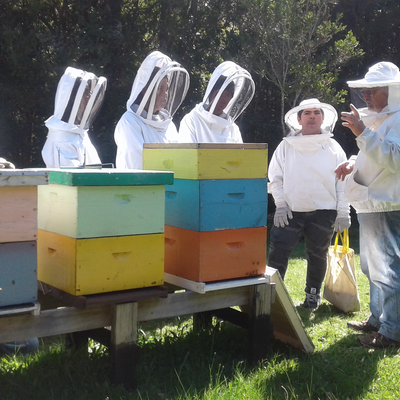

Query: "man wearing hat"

xmin=268 ymin=98 xmax=350 ymax=310
xmin=336 ymin=61 xmax=400 ymax=349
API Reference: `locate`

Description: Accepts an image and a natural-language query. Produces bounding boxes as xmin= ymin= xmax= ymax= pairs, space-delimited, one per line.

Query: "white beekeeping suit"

xmin=42 ymin=67 xmax=107 ymax=168
xmin=114 ymin=51 xmax=190 ymax=169
xmin=179 ymin=61 xmax=255 ymax=143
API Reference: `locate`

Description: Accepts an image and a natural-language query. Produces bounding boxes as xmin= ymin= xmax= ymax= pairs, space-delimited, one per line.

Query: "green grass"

xmin=1 ymin=222 xmax=399 ymax=399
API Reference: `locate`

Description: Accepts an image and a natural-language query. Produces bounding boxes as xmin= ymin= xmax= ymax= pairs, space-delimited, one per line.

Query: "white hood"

xmin=126 ymin=51 xmax=189 ymax=131
xmin=200 ymin=61 xmax=255 ymax=123
xmin=347 ymin=61 xmax=400 ymax=117
xmin=49 ymin=66 xmax=107 ymax=131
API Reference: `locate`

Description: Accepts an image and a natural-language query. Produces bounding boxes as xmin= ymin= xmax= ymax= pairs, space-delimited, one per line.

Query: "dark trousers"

xmin=268 ymin=210 xmax=336 ymax=293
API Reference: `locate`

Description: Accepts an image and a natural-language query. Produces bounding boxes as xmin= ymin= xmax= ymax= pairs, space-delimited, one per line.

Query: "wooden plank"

xmin=0 ymin=286 xmax=251 ymax=343
xmin=0 ymin=305 xmax=113 ymax=343
xmin=38 ymin=185 xmax=166 ymax=238
xmin=248 ymin=283 xmax=274 ymax=364
xmin=111 ymin=303 xmax=140 ymax=390
xmin=47 ymin=169 xmax=174 ymax=186
xmin=265 ymin=266 xmax=314 ymax=353
xmin=136 ymin=286 xmax=250 ymax=321
xmin=164 ymin=273 xmax=270 ymax=294
xmin=0 ymin=169 xmax=49 ymax=186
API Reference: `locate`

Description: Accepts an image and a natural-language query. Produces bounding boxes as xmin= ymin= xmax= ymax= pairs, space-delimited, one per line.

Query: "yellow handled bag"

xmin=323 ymin=229 xmax=360 ymax=313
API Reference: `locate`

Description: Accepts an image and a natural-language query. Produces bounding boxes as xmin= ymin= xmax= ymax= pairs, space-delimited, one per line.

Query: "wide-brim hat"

xmin=284 ymin=98 xmax=338 ymax=132
xmin=347 ymin=62 xmax=400 ymax=88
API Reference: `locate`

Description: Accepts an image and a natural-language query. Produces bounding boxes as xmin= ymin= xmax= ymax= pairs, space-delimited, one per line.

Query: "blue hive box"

xmin=165 ymin=178 xmax=268 ymax=231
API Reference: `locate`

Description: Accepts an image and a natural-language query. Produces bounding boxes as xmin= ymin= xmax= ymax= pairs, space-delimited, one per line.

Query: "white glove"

xmin=0 ymin=157 xmax=15 ymax=169
xmin=334 ymin=216 xmax=351 ymax=232
xmin=274 ymin=206 xmax=293 ymax=228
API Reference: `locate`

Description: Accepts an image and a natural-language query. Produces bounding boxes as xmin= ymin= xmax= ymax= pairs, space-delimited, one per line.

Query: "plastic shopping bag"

xmin=323 ymin=230 xmax=360 ymax=313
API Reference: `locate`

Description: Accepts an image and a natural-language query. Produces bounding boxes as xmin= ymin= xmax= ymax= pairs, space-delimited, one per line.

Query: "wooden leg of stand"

xmin=110 ymin=302 xmax=140 ymax=391
xmin=193 ymin=311 xmax=213 ymax=332
xmin=248 ymin=284 xmax=274 ymax=365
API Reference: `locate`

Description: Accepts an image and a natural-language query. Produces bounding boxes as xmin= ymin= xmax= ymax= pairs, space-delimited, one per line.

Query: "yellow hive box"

xmin=143 ymin=143 xmax=268 ymax=180
xmin=37 ymin=229 xmax=164 ymax=295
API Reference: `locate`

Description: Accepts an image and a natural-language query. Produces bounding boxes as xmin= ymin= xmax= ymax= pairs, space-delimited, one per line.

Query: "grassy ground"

xmin=1 ymin=221 xmax=400 ymax=399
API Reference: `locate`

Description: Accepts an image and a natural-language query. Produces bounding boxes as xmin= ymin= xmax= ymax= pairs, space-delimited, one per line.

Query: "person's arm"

xmin=268 ymin=143 xmax=292 ymax=227
xmin=114 ymin=116 xmax=144 ymax=169
xmin=178 ymin=113 xmax=197 ymax=143
xmin=0 ymin=157 xmax=15 ymax=169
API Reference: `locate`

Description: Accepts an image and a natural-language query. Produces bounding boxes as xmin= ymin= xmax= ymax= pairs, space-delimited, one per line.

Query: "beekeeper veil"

xmin=53 ymin=67 xmax=107 ymax=130
xmin=347 ymin=61 xmax=400 ymax=118
xmin=127 ymin=51 xmax=189 ymax=126
xmin=202 ymin=61 xmax=255 ymax=122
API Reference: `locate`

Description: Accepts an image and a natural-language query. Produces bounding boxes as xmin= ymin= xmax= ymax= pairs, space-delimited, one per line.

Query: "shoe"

xmin=358 ymin=333 xmax=400 ymax=349
xmin=347 ymin=319 xmax=379 ymax=333
xmin=301 ymin=288 xmax=320 ymax=310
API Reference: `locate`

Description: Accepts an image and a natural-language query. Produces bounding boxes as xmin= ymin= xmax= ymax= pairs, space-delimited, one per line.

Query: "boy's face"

xmin=297 ymin=108 xmax=324 ymax=135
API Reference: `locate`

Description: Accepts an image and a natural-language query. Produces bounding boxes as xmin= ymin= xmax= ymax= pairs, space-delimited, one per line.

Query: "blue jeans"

xmin=359 ymin=211 xmax=400 ymax=341
xmin=268 ymin=210 xmax=336 ymax=293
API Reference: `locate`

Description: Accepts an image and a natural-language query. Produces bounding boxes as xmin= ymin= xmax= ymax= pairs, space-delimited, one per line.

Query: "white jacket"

xmin=42 ymin=67 xmax=105 ymax=168
xmin=344 ymin=110 xmax=400 ymax=212
xmin=268 ymin=132 xmax=349 ymax=217
xmin=179 ymin=105 xmax=243 ymax=143
xmin=42 ymin=117 xmax=101 ymax=168
xmin=114 ymin=51 xmax=189 ymax=169
xmin=178 ymin=61 xmax=254 ymax=143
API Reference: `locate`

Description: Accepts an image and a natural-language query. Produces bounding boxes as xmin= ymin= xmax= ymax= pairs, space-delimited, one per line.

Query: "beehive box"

xmin=164 ymin=225 xmax=267 ymax=282
xmin=0 ymin=169 xmax=49 ymax=243
xmin=143 ymin=143 xmax=268 ymax=180
xmin=0 ymin=241 xmax=38 ymax=307
xmin=165 ymin=178 xmax=268 ymax=231
xmin=38 ymin=169 xmax=173 ymax=238
xmin=37 ymin=230 xmax=164 ymax=295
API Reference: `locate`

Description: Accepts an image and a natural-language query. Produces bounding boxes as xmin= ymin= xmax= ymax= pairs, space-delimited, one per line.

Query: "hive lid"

xmin=144 ymin=143 xmax=268 ymax=150
xmin=0 ymin=169 xmax=49 ymax=186
xmin=47 ymin=169 xmax=174 ymax=186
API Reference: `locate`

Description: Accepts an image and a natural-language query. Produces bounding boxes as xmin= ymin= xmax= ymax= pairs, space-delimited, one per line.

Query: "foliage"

xmin=1 ymin=0 xmax=400 ymax=165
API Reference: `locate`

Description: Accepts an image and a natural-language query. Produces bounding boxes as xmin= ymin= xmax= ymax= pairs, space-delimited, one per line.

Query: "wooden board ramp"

xmin=165 ymin=269 xmax=314 ymax=353
xmin=265 ymin=266 xmax=314 ymax=353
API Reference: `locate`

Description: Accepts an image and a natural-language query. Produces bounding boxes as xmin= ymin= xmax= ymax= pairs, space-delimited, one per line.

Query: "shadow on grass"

xmin=262 ymin=332 xmax=392 ymax=400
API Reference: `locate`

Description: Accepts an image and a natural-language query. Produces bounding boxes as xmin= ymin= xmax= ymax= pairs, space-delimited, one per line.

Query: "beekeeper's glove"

xmin=334 ymin=216 xmax=351 ymax=232
xmin=274 ymin=206 xmax=293 ymax=228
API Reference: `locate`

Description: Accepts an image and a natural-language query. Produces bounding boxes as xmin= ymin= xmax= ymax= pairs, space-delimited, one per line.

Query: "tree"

xmin=236 ymin=0 xmax=363 ymax=136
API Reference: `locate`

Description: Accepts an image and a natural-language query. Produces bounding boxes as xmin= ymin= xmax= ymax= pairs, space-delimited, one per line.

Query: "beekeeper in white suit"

xmin=336 ymin=61 xmax=400 ymax=349
xmin=41 ymin=67 xmax=107 ymax=168
xmin=178 ymin=61 xmax=255 ymax=143
xmin=268 ymin=98 xmax=350 ymax=310
xmin=114 ymin=51 xmax=190 ymax=169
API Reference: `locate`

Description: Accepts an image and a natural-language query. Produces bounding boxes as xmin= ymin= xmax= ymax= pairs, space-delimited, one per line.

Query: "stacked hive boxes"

xmin=0 ymin=170 xmax=48 ymax=308
xmin=37 ymin=169 xmax=173 ymax=296
xmin=143 ymin=143 xmax=268 ymax=282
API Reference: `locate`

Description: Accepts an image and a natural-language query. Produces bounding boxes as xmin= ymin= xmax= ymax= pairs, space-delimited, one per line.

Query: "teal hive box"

xmin=165 ymin=178 xmax=268 ymax=231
